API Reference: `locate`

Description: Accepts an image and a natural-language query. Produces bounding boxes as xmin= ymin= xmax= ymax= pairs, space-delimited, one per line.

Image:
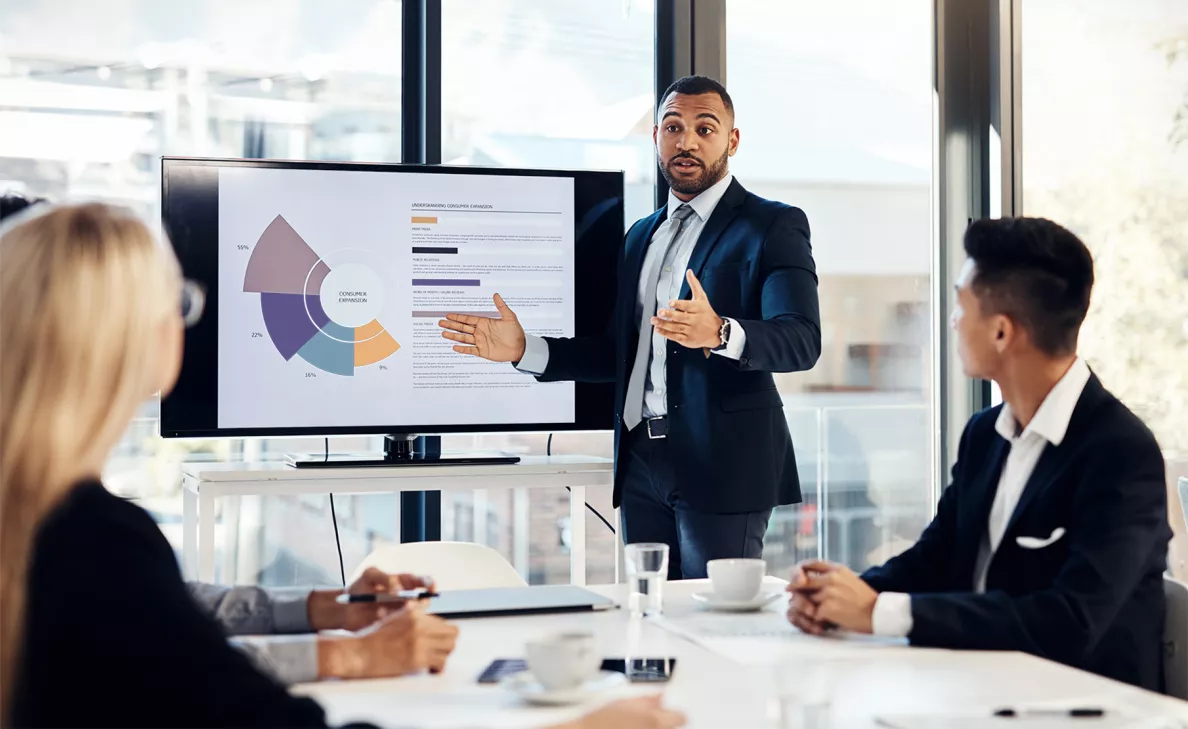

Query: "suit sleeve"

xmin=906 ymin=429 xmax=1169 ymax=666
xmin=860 ymin=415 xmax=974 ymax=594
xmin=535 ymin=328 xmax=616 ymax=383
xmin=732 ymin=207 xmax=821 ymax=373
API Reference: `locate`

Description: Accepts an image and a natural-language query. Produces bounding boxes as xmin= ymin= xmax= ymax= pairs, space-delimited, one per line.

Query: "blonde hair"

xmin=0 ymin=203 xmax=179 ymax=717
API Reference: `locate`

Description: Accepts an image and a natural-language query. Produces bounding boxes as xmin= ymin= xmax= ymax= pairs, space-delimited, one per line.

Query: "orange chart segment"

xmin=355 ymin=320 xmax=401 ymax=366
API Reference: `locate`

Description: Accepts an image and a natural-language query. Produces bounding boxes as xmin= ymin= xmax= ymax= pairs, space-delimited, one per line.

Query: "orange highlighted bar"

xmin=355 ymin=320 xmax=401 ymax=366
xmin=411 ymin=216 xmax=438 ymax=224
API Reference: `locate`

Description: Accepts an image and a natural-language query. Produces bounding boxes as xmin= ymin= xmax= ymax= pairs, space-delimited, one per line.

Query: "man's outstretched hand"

xmin=438 ymin=293 xmax=527 ymax=363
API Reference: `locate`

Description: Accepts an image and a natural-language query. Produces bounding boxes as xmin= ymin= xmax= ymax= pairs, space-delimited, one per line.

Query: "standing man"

xmin=439 ymin=76 xmax=821 ymax=579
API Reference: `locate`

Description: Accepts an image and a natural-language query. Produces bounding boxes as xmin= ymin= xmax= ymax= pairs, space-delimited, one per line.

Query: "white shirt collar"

xmin=666 ymin=172 xmax=734 ymax=223
xmin=995 ymin=357 xmax=1092 ymax=446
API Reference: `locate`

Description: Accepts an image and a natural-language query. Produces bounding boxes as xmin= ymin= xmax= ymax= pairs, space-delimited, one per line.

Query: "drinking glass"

xmin=774 ymin=657 xmax=843 ymax=729
xmin=624 ymin=542 xmax=669 ymax=617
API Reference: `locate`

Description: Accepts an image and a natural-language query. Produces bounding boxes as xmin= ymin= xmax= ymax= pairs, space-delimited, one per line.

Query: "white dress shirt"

xmin=517 ymin=173 xmax=746 ymax=422
xmin=871 ymin=357 xmax=1093 ymax=637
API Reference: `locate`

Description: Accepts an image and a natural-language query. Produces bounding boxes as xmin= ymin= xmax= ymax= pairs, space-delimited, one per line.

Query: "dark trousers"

xmin=619 ymin=426 xmax=773 ymax=580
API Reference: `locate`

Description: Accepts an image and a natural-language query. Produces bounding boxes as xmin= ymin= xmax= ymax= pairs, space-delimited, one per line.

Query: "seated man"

xmin=189 ymin=568 xmax=452 ymax=685
xmin=787 ymin=217 xmax=1169 ymax=691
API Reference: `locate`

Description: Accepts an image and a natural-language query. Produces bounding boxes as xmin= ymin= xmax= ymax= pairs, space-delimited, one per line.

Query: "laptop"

xmin=426 ymin=585 xmax=618 ymax=619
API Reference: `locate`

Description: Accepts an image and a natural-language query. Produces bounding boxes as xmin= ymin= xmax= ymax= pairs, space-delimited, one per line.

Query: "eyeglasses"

xmin=181 ymin=280 xmax=206 ymax=328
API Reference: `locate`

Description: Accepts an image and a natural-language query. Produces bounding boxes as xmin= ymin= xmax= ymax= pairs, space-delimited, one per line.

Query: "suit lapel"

xmin=956 ymin=434 xmax=1010 ymax=574
xmin=1000 ymin=374 xmax=1108 ymax=538
xmin=620 ymin=208 xmax=668 ymax=347
xmin=677 ymin=178 xmax=746 ymax=299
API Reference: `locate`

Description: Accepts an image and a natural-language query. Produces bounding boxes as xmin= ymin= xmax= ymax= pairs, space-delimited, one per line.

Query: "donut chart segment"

xmin=245 ymin=215 xmax=401 ymax=375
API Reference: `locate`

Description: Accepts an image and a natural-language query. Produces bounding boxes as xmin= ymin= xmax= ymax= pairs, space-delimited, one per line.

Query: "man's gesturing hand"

xmin=652 ymin=270 xmax=724 ymax=349
xmin=438 ymin=293 xmax=527 ymax=363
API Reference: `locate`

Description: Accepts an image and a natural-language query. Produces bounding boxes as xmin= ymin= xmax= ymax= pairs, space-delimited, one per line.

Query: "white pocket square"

xmin=1016 ymin=527 xmax=1066 ymax=549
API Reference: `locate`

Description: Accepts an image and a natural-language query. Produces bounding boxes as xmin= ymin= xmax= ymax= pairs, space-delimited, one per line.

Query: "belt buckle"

xmin=646 ymin=418 xmax=666 ymax=440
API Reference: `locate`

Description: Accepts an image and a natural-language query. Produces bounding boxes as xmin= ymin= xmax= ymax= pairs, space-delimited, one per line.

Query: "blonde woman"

xmin=0 ymin=203 xmax=683 ymax=729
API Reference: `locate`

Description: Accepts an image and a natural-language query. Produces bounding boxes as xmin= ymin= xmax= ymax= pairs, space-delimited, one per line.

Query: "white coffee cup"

xmin=524 ymin=632 xmax=601 ymax=691
xmin=707 ymin=558 xmax=766 ymax=601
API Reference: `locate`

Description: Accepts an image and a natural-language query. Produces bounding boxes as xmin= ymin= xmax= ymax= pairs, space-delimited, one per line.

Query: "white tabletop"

xmin=294 ymin=579 xmax=1188 ymax=729
xmin=183 ymin=455 xmax=612 ymax=483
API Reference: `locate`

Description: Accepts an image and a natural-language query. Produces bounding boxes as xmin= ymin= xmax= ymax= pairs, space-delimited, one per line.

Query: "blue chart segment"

xmin=295 ymin=322 xmax=356 ymax=377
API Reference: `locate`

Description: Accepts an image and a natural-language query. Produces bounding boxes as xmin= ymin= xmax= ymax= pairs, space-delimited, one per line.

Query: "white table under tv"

xmin=180 ymin=456 xmax=614 ymax=583
xmin=294 ymin=579 xmax=1188 ymax=729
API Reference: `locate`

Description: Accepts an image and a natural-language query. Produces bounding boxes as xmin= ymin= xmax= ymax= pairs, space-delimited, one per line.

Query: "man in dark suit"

xmin=786 ymin=217 xmax=1169 ymax=690
xmin=438 ymin=76 xmax=821 ymax=579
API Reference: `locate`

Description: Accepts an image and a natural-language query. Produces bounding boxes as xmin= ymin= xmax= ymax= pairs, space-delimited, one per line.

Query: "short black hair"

xmin=660 ymin=75 xmax=734 ymax=119
xmin=963 ymin=217 xmax=1094 ymax=357
xmin=1 ymin=192 xmax=47 ymax=223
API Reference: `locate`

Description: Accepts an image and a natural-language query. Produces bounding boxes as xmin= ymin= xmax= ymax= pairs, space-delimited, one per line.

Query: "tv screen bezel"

xmin=159 ymin=156 xmax=622 ymax=439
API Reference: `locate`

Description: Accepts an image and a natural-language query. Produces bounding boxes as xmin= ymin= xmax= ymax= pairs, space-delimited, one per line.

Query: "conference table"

xmin=296 ymin=579 xmax=1188 ymax=728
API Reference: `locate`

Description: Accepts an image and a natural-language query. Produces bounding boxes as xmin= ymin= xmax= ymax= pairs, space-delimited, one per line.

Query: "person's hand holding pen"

xmin=309 ymin=567 xmax=460 ymax=680
xmin=308 ymin=567 xmax=436 ymax=632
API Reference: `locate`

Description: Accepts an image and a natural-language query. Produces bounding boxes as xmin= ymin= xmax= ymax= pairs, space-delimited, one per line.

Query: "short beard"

xmin=660 ymin=146 xmax=730 ymax=197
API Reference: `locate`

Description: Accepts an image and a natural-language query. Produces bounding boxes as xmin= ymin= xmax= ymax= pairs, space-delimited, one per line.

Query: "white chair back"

xmin=1165 ymin=576 xmax=1188 ymax=700
xmin=351 ymin=541 xmax=527 ymax=591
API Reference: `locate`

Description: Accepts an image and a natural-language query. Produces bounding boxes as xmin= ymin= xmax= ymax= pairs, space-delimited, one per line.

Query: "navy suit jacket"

xmin=862 ymin=374 xmax=1170 ymax=691
xmin=537 ymin=178 xmax=821 ymax=513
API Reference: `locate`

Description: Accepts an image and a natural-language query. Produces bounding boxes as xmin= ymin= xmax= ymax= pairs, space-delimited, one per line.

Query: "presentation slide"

xmin=216 ymin=166 xmax=576 ymax=429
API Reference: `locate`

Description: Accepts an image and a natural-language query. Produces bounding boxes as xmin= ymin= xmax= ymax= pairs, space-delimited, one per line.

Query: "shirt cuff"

xmin=710 ymin=317 xmax=745 ymax=361
xmin=514 ymin=334 xmax=549 ymax=375
xmin=230 ymin=635 xmax=319 ymax=686
xmin=871 ymin=592 xmax=913 ymax=638
xmin=268 ymin=587 xmax=314 ymax=634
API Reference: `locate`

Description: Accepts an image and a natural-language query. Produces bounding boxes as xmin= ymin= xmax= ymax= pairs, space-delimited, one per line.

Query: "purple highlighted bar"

xmin=412 ymin=279 xmax=480 ymax=287
xmin=413 ymin=311 xmax=500 ymax=318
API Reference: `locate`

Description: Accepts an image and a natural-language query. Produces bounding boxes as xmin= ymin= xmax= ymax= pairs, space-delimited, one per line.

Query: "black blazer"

xmin=862 ymin=374 xmax=1170 ymax=691
xmin=537 ymin=179 xmax=821 ymax=513
xmin=14 ymin=481 xmax=331 ymax=728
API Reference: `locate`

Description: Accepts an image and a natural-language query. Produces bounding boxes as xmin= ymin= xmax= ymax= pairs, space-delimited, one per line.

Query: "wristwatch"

xmin=711 ymin=318 xmax=731 ymax=351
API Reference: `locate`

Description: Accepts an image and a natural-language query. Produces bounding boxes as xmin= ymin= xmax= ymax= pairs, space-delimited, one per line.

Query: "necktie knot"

xmin=672 ymin=204 xmax=694 ymax=223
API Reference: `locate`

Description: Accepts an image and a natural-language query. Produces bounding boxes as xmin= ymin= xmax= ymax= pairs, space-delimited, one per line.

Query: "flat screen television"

xmin=160 ymin=157 xmax=622 ymax=450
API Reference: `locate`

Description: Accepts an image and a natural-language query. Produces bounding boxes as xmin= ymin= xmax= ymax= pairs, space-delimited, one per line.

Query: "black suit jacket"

xmin=536 ymin=179 xmax=821 ymax=513
xmin=14 ymin=481 xmax=332 ymax=727
xmin=862 ymin=374 xmax=1170 ymax=691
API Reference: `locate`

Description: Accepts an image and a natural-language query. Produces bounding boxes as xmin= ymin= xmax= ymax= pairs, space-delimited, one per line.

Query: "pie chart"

xmin=243 ymin=215 xmax=400 ymax=376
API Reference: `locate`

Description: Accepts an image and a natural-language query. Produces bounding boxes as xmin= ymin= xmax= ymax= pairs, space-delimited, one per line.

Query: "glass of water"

xmin=774 ymin=658 xmax=843 ymax=729
xmin=624 ymin=542 xmax=669 ymax=617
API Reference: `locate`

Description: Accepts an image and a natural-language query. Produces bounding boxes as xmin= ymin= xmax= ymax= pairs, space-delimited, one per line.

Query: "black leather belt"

xmin=645 ymin=416 xmax=668 ymax=439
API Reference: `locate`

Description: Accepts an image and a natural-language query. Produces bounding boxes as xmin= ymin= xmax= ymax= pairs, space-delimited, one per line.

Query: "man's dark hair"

xmin=1 ymin=192 xmax=46 ymax=223
xmin=963 ymin=217 xmax=1094 ymax=357
xmin=660 ymin=75 xmax=734 ymax=120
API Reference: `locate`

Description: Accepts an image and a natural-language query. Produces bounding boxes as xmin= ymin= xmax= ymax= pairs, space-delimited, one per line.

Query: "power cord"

xmin=550 ymin=434 xmax=616 ymax=534
xmin=326 ymin=437 xmax=345 ymax=586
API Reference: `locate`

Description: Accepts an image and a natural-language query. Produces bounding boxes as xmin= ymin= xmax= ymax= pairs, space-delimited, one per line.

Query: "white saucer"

xmin=501 ymin=670 xmax=628 ymax=706
xmin=691 ymin=590 xmax=783 ymax=612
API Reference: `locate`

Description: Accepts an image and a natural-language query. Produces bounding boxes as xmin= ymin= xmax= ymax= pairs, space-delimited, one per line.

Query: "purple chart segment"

xmin=261 ymin=293 xmax=323 ymax=360
xmin=244 ymin=215 xmax=328 ymax=295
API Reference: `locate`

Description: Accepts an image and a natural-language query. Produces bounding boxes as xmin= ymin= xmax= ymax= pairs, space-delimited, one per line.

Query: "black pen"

xmin=993 ymin=708 xmax=1105 ymax=718
xmin=335 ymin=590 xmax=439 ymax=604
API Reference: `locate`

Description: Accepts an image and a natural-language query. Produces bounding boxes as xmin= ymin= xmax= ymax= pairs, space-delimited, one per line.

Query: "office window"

xmin=442 ymin=0 xmax=655 ymax=224
xmin=0 ymin=0 xmax=402 ymax=585
xmin=440 ymin=0 xmax=655 ymax=585
xmin=1021 ymin=0 xmax=1188 ymax=462
xmin=728 ymin=0 xmax=935 ymax=573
